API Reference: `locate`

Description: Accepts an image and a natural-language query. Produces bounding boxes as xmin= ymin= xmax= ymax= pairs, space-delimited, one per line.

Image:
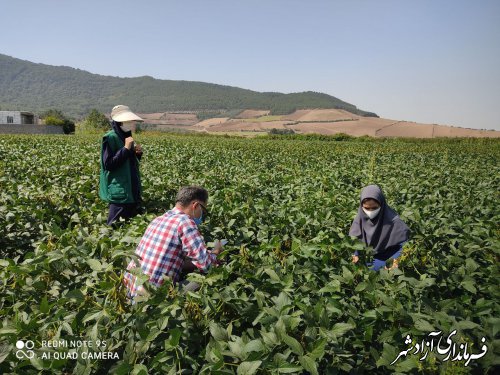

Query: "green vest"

xmin=99 ymin=130 xmax=140 ymax=204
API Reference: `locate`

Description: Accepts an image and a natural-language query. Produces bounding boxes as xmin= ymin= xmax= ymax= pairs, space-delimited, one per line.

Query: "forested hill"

xmin=0 ymin=53 xmax=378 ymax=119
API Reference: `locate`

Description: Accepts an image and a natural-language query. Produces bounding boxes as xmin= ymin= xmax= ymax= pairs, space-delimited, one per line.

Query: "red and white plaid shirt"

xmin=123 ymin=207 xmax=216 ymax=298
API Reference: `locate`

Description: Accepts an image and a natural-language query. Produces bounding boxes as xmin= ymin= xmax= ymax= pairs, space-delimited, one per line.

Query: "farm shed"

xmin=0 ymin=110 xmax=64 ymax=134
xmin=0 ymin=111 xmax=38 ymax=125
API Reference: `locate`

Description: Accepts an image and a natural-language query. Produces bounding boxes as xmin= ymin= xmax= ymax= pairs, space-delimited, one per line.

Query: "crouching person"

xmin=349 ymin=184 xmax=410 ymax=271
xmin=123 ymin=186 xmax=222 ymax=300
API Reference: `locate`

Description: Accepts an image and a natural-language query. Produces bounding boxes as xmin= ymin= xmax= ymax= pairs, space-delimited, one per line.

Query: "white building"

xmin=0 ymin=111 xmax=38 ymax=125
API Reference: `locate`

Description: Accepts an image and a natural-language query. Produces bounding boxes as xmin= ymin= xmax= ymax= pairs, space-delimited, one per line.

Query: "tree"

xmin=81 ymin=109 xmax=110 ymax=131
xmin=40 ymin=109 xmax=65 ymax=121
xmin=62 ymin=119 xmax=75 ymax=134
xmin=40 ymin=109 xmax=74 ymax=134
xmin=268 ymin=128 xmax=295 ymax=135
xmin=44 ymin=115 xmax=65 ymax=126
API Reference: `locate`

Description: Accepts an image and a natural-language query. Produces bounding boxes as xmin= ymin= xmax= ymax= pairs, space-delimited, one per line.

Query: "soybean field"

xmin=0 ymin=134 xmax=499 ymax=374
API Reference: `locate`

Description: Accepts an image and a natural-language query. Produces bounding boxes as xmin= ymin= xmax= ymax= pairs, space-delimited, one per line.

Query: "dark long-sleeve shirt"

xmin=102 ymin=122 xmax=142 ymax=202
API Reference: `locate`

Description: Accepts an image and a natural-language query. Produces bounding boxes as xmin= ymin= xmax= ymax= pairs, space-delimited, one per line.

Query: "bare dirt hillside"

xmin=282 ymin=109 xmax=356 ymax=122
xmin=199 ymin=109 xmax=500 ymax=138
xmin=205 ymin=120 xmax=293 ymax=132
xmin=193 ymin=118 xmax=230 ymax=128
xmin=138 ymin=112 xmax=198 ymax=126
xmin=235 ymin=110 xmax=270 ymax=119
xmin=138 ymin=109 xmax=499 ymax=138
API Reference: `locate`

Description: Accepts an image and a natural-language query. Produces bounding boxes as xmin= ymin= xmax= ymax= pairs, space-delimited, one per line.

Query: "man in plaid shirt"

xmin=124 ymin=186 xmax=222 ymax=299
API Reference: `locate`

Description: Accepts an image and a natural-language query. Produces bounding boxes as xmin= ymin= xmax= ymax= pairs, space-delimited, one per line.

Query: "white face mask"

xmin=362 ymin=207 xmax=381 ymax=219
xmin=121 ymin=121 xmax=135 ymax=132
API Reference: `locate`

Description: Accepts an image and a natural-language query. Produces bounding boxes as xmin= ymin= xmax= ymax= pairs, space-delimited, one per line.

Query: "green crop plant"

xmin=0 ymin=134 xmax=498 ymax=374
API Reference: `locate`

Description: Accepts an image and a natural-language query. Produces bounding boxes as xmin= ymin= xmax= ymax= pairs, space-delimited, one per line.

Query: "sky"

xmin=1 ymin=0 xmax=499 ymax=130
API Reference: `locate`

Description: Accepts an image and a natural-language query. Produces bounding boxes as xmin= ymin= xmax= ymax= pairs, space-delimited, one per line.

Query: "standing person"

xmin=123 ymin=186 xmax=223 ymax=299
xmin=99 ymin=105 xmax=144 ymax=225
xmin=349 ymin=185 xmax=410 ymax=271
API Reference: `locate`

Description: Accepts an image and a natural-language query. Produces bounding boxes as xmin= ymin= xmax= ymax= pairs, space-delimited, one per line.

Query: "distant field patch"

xmin=234 ymin=109 xmax=270 ymax=119
xmin=241 ymin=115 xmax=284 ymax=122
xmin=194 ymin=118 xmax=230 ymax=128
xmin=283 ymin=109 xmax=357 ymax=122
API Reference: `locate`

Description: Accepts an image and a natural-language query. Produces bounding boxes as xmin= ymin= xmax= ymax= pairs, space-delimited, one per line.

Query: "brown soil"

xmin=282 ymin=109 xmax=356 ymax=122
xmin=234 ymin=110 xmax=270 ymax=119
xmin=137 ymin=109 xmax=499 ymax=138
xmin=193 ymin=118 xmax=230 ymax=128
xmin=138 ymin=112 xmax=198 ymax=126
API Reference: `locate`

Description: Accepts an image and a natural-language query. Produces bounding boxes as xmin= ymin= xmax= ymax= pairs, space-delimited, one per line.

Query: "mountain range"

xmin=0 ymin=53 xmax=377 ymax=119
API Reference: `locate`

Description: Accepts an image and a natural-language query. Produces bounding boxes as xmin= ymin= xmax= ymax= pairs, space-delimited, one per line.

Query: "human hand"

xmin=385 ymin=259 xmax=399 ymax=271
xmin=125 ymin=137 xmax=134 ymax=150
xmin=135 ymin=143 xmax=143 ymax=155
xmin=213 ymin=240 xmax=223 ymax=255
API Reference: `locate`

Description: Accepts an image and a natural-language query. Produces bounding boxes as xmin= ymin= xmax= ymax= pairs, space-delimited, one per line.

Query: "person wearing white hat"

xmin=99 ymin=105 xmax=144 ymax=225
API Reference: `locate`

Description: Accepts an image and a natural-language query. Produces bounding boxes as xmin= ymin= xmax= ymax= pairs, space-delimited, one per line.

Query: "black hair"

xmin=176 ymin=186 xmax=208 ymax=206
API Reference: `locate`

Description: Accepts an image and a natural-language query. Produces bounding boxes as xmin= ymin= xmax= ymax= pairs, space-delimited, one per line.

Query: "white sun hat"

xmin=110 ymin=105 xmax=144 ymax=122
